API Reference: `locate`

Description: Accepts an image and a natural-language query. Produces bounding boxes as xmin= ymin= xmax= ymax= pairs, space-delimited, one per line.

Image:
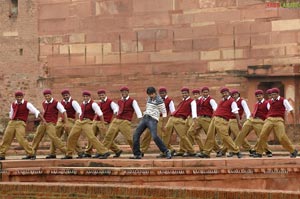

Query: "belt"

xmin=254 ymin=117 xmax=263 ymax=120
xmin=81 ymin=118 xmax=91 ymax=121
xmin=173 ymin=115 xmax=187 ymax=120
xmin=216 ymin=116 xmax=229 ymax=121
xmin=199 ymin=115 xmax=211 ymax=118
xmin=13 ymin=119 xmax=26 ymax=122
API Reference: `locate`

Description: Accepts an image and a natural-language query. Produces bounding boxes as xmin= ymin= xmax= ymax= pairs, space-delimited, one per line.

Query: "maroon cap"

xmin=266 ymin=89 xmax=273 ymax=94
xmin=43 ymin=89 xmax=52 ymax=95
xmin=220 ymin=87 xmax=229 ymax=93
xmin=82 ymin=90 xmax=91 ymax=96
xmin=201 ymin=86 xmax=209 ymax=92
xmin=231 ymin=89 xmax=239 ymax=95
xmin=271 ymin=87 xmax=280 ymax=94
xmin=120 ymin=86 xmax=129 ymax=92
xmin=159 ymin=87 xmax=167 ymax=92
xmin=255 ymin=90 xmax=264 ymax=95
xmin=192 ymin=89 xmax=200 ymax=94
xmin=181 ymin=87 xmax=189 ymax=92
xmin=15 ymin=91 xmax=24 ymax=97
xmin=97 ymin=89 xmax=106 ymax=94
xmin=61 ymin=89 xmax=70 ymax=95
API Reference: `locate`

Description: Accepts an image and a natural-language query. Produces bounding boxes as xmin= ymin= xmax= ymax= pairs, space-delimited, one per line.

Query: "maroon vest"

xmin=116 ymin=97 xmax=134 ymax=121
xmin=96 ymin=99 xmax=114 ymax=123
xmin=61 ymin=99 xmax=76 ymax=119
xmin=230 ymin=98 xmax=244 ymax=119
xmin=253 ymin=100 xmax=269 ymax=121
xmin=267 ymin=97 xmax=286 ymax=119
xmin=12 ymin=101 xmax=29 ymax=122
xmin=43 ymin=100 xmax=59 ymax=124
xmin=80 ymin=100 xmax=95 ymax=120
xmin=172 ymin=98 xmax=193 ymax=119
xmin=214 ymin=97 xmax=235 ymax=121
xmin=163 ymin=97 xmax=172 ymax=114
xmin=198 ymin=96 xmax=214 ymax=117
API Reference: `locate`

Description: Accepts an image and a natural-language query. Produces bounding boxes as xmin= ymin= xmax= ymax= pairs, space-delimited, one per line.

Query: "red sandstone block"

xmin=217 ymin=23 xmax=234 ymax=35
xmin=175 ymin=0 xmax=200 ymax=10
xmin=235 ymin=35 xmax=251 ymax=47
xmin=39 ymin=3 xmax=69 ymax=20
xmin=251 ymin=47 xmax=285 ymax=58
xmin=193 ymin=38 xmax=219 ymax=50
xmin=130 ymin=13 xmax=171 ymax=27
xmin=251 ymin=22 xmax=272 ymax=33
xmin=215 ymin=0 xmax=237 ymax=7
xmin=173 ymin=40 xmax=193 ymax=51
xmin=194 ymin=10 xmax=240 ymax=23
xmin=132 ymin=0 xmax=173 ymax=13
xmin=96 ymin=0 xmax=133 ymax=16
xmin=71 ymin=1 xmax=92 ymax=18
xmin=156 ymin=40 xmax=173 ymax=51
xmin=174 ymin=27 xmax=193 ymax=40
xmin=235 ymin=22 xmax=253 ymax=34
xmin=192 ymin=25 xmax=218 ymax=37
xmin=251 ymin=35 xmax=271 ymax=46
xmin=139 ymin=41 xmax=155 ymax=52
xmin=278 ymin=8 xmax=300 ymax=20
xmin=270 ymin=31 xmax=298 ymax=44
xmin=219 ymin=36 xmax=234 ymax=48
xmin=172 ymin=13 xmax=194 ymax=25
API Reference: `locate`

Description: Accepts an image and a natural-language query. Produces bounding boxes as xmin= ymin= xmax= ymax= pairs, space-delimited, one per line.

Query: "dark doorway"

xmin=257 ymin=81 xmax=285 ymax=98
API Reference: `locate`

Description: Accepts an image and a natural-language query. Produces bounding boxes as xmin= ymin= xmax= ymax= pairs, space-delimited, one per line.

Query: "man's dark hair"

xmin=146 ymin=86 xmax=156 ymax=94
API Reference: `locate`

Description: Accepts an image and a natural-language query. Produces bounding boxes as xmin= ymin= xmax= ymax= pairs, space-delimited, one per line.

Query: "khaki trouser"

xmin=221 ymin=119 xmax=252 ymax=151
xmin=0 ymin=120 xmax=33 ymax=157
xmin=85 ymin=121 xmax=119 ymax=155
xmin=162 ymin=116 xmax=195 ymax=154
xmin=66 ymin=119 xmax=108 ymax=156
xmin=235 ymin=118 xmax=271 ymax=152
xmin=256 ymin=117 xmax=295 ymax=154
xmin=187 ymin=116 xmax=221 ymax=152
xmin=103 ymin=118 xmax=133 ymax=153
xmin=140 ymin=118 xmax=163 ymax=153
xmin=49 ymin=118 xmax=82 ymax=155
xmin=32 ymin=123 xmax=67 ymax=154
xmin=203 ymin=117 xmax=239 ymax=155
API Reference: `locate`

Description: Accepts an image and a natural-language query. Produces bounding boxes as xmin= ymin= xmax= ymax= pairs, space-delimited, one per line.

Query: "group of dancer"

xmin=0 ymin=85 xmax=297 ymax=160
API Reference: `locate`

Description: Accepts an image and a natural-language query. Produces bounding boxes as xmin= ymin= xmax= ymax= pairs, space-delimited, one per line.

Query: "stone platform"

xmin=1 ymin=154 xmax=300 ymax=192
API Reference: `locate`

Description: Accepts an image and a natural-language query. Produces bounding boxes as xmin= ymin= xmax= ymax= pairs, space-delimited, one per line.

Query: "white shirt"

xmin=122 ymin=96 xmax=143 ymax=119
xmin=191 ymin=97 xmax=201 ymax=119
xmin=9 ymin=99 xmax=40 ymax=119
xmin=82 ymin=99 xmax=103 ymax=117
xmin=236 ymin=97 xmax=251 ymax=119
xmin=202 ymin=95 xmax=218 ymax=111
xmin=63 ymin=97 xmax=82 ymax=115
xmin=45 ymin=98 xmax=66 ymax=113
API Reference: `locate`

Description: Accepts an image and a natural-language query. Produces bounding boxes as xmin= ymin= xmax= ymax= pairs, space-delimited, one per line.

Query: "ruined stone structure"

xmin=1 ymin=0 xmax=300 ymax=124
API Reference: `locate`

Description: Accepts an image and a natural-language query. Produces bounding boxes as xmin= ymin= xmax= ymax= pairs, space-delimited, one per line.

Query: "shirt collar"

xmin=122 ymin=96 xmax=129 ymax=100
xmin=183 ymin=96 xmax=190 ymax=101
xmin=235 ymin=97 xmax=240 ymax=102
xmin=258 ymin=98 xmax=265 ymax=103
xmin=15 ymin=99 xmax=25 ymax=104
xmin=83 ymin=99 xmax=91 ymax=104
xmin=101 ymin=97 xmax=108 ymax=102
xmin=223 ymin=96 xmax=231 ymax=101
xmin=64 ymin=97 xmax=72 ymax=103
xmin=273 ymin=96 xmax=280 ymax=101
xmin=45 ymin=98 xmax=54 ymax=104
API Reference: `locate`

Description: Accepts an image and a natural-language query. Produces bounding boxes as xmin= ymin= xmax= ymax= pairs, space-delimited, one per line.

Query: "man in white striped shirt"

xmin=131 ymin=87 xmax=172 ymax=159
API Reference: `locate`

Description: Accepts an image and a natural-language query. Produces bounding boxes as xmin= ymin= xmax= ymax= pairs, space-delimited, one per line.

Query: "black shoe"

xmin=183 ymin=152 xmax=196 ymax=157
xmin=61 ymin=155 xmax=72 ymax=159
xmin=0 ymin=157 xmax=5 ymax=160
xmin=234 ymin=152 xmax=242 ymax=158
xmin=290 ymin=149 xmax=298 ymax=158
xmin=129 ymin=155 xmax=142 ymax=159
xmin=249 ymin=150 xmax=256 ymax=157
xmin=265 ymin=150 xmax=273 ymax=157
xmin=173 ymin=152 xmax=184 ymax=156
xmin=195 ymin=152 xmax=210 ymax=158
xmin=113 ymin=150 xmax=123 ymax=158
xmin=82 ymin=153 xmax=92 ymax=158
xmin=156 ymin=153 xmax=165 ymax=158
xmin=165 ymin=150 xmax=172 ymax=159
xmin=253 ymin=153 xmax=262 ymax=158
xmin=226 ymin=152 xmax=234 ymax=157
xmin=170 ymin=150 xmax=176 ymax=156
xmin=98 ymin=152 xmax=110 ymax=159
xmin=22 ymin=155 xmax=36 ymax=160
xmin=45 ymin=154 xmax=56 ymax=159
xmin=216 ymin=151 xmax=225 ymax=157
